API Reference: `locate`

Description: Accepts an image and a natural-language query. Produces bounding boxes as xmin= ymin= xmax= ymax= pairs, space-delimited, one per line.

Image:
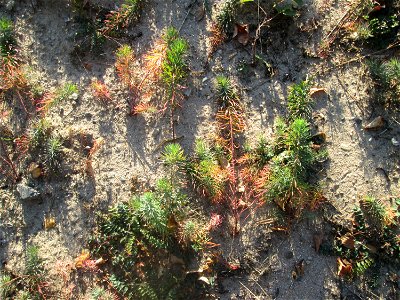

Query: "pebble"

xmin=339 ymin=143 xmax=352 ymax=151
xmin=392 ymin=137 xmax=399 ymax=147
xmin=16 ymin=184 xmax=40 ymax=201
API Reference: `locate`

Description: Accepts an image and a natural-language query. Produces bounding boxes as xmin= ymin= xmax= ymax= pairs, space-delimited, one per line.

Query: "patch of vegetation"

xmin=334 ymin=196 xmax=400 ymax=278
xmin=287 ymin=79 xmax=313 ymax=121
xmin=29 ymin=118 xmax=52 ymax=149
xmin=161 ymin=27 xmax=188 ymax=138
xmin=0 ymin=245 xmax=49 ymax=299
xmin=245 ymin=80 xmax=326 ymax=216
xmin=274 ymin=0 xmax=303 ymax=17
xmin=0 ymin=17 xmax=16 ymax=57
xmin=90 ymin=144 xmax=210 ymax=298
xmin=101 ymin=0 xmax=142 ymax=36
xmin=368 ymin=58 xmax=400 ymax=108
xmin=353 ymin=0 xmax=399 ymax=48
xmin=186 ymin=139 xmax=228 ymax=202
xmin=45 ymin=136 xmax=63 ymax=172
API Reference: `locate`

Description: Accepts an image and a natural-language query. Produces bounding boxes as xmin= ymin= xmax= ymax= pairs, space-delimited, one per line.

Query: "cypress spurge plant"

xmin=287 ymin=79 xmax=313 ymax=121
xmin=369 ymin=58 xmax=400 ymax=108
xmin=161 ymin=27 xmax=188 ymax=138
xmin=91 ymin=143 xmax=209 ymax=298
xmin=187 ymin=139 xmax=228 ymax=202
xmin=101 ymin=0 xmax=142 ymax=36
xmin=215 ymin=76 xmax=245 ymax=233
xmin=209 ymin=0 xmax=239 ymax=53
xmin=334 ymin=196 xmax=399 ymax=278
xmin=45 ymin=136 xmax=63 ymax=172
xmin=36 ymin=82 xmax=78 ymax=115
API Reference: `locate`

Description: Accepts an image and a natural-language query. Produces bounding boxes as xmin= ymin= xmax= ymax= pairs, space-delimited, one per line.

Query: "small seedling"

xmin=36 ymin=83 xmax=78 ymax=115
xmin=45 ymin=136 xmax=63 ymax=172
xmin=368 ymin=58 xmax=400 ymax=107
xmin=115 ymin=44 xmax=135 ymax=90
xmin=29 ymin=118 xmax=52 ymax=149
xmin=91 ymin=79 xmax=111 ymax=103
xmin=101 ymin=0 xmax=142 ymax=36
xmin=287 ymin=79 xmax=313 ymax=121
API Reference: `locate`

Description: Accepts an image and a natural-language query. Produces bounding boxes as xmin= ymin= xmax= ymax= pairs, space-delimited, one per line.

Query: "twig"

xmin=239 ymin=281 xmax=260 ymax=299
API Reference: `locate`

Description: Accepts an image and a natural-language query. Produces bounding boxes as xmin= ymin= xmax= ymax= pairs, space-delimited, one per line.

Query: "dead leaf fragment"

xmin=340 ymin=233 xmax=355 ymax=249
xmin=364 ymin=116 xmax=385 ymax=131
xmin=313 ymin=232 xmax=323 ymax=253
xmin=44 ymin=216 xmax=56 ymax=230
xmin=75 ymin=249 xmax=90 ymax=268
xmin=29 ymin=163 xmax=42 ymax=179
xmin=233 ymin=23 xmax=249 ymax=45
xmin=309 ymin=87 xmax=327 ymax=97
xmin=292 ymin=259 xmax=305 ymax=280
xmin=337 ymin=258 xmax=352 ymax=276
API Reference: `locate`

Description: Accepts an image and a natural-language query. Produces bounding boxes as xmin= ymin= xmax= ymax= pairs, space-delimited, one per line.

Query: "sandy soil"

xmin=1 ymin=0 xmax=399 ymax=299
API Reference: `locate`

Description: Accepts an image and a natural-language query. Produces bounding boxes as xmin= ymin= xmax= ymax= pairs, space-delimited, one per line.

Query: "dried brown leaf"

xmin=233 ymin=24 xmax=249 ymax=46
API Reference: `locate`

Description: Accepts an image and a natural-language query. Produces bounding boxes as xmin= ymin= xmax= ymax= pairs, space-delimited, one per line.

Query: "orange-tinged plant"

xmin=91 ymin=79 xmax=111 ymax=103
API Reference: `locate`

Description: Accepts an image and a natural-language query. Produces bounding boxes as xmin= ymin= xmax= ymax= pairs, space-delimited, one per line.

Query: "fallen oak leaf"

xmin=233 ymin=23 xmax=250 ymax=45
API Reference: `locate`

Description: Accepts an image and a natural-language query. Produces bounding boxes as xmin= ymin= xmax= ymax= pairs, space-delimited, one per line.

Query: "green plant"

xmin=287 ymin=79 xmax=313 ymax=121
xmin=263 ymin=118 xmax=321 ymax=213
xmin=368 ymin=58 xmax=400 ymax=107
xmin=0 ymin=272 xmax=14 ymax=299
xmin=187 ymin=139 xmax=228 ymax=201
xmin=0 ymin=17 xmax=16 ymax=57
xmin=216 ymin=0 xmax=239 ymax=34
xmin=181 ymin=219 xmax=210 ymax=252
xmin=274 ymin=0 xmax=303 ymax=16
xmin=45 ymin=136 xmax=63 ymax=172
xmin=24 ymin=245 xmax=48 ymax=299
xmin=29 ymin=118 xmax=52 ymax=149
xmin=333 ymin=196 xmax=399 ymax=278
xmin=36 ymin=83 xmax=78 ymax=114
xmin=90 ymin=286 xmax=116 ymax=300
xmin=161 ymin=27 xmax=188 ymax=138
xmin=101 ymin=0 xmax=142 ymax=36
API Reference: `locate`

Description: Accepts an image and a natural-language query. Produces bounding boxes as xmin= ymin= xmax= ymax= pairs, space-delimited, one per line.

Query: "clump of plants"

xmin=245 ymin=80 xmax=326 ymax=216
xmin=116 ymin=27 xmax=188 ymax=136
xmin=71 ymin=0 xmax=142 ymax=56
xmin=90 ymin=144 xmax=210 ymax=298
xmin=334 ymin=196 xmax=399 ymax=278
xmin=0 ymin=245 xmax=49 ymax=299
xmin=368 ymin=57 xmax=400 ymax=108
xmin=186 ymin=139 xmax=228 ymax=202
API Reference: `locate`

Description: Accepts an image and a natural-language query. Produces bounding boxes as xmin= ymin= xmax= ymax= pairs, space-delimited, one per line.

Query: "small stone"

xmin=16 ymin=184 xmax=40 ymax=201
xmin=202 ymin=77 xmax=208 ymax=83
xmin=340 ymin=143 xmax=352 ymax=151
xmin=69 ymin=93 xmax=79 ymax=101
xmin=392 ymin=137 xmax=399 ymax=147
